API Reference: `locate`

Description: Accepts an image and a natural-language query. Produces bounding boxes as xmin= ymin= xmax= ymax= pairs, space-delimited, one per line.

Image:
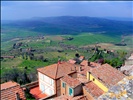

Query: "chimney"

xmin=57 ymin=58 xmax=61 ymax=64
xmin=74 ymin=66 xmax=76 ymax=71
xmin=87 ymin=61 xmax=90 ymax=66
xmin=79 ymin=66 xmax=82 ymax=72
xmin=16 ymin=92 xmax=20 ymax=100
xmin=88 ymin=71 xmax=91 ymax=81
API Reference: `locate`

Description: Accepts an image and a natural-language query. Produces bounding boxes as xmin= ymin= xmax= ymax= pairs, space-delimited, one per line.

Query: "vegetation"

xmin=1 ymin=16 xmax=133 ymax=85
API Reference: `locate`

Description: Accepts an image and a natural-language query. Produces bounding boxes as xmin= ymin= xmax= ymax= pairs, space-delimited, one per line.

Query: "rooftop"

xmin=68 ymin=59 xmax=76 ymax=64
xmin=84 ymin=81 xmax=104 ymax=98
xmin=80 ymin=60 xmax=100 ymax=67
xmin=30 ymin=86 xmax=47 ymax=99
xmin=79 ymin=56 xmax=85 ymax=60
xmin=1 ymin=81 xmax=19 ymax=90
xmin=1 ymin=81 xmax=26 ymax=100
xmin=37 ymin=61 xmax=79 ymax=79
xmin=61 ymin=75 xmax=81 ymax=88
xmin=79 ymin=60 xmax=100 ymax=76
xmin=54 ymin=95 xmax=87 ymax=100
xmin=91 ymin=63 xmax=125 ymax=88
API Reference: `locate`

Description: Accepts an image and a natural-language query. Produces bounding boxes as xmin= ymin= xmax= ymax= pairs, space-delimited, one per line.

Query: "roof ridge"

xmin=54 ymin=63 xmax=59 ymax=79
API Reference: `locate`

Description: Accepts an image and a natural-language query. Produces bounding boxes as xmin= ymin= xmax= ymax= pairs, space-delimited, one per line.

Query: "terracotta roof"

xmin=91 ymin=63 xmax=126 ymax=88
xmin=84 ymin=81 xmax=104 ymax=98
xmin=72 ymin=95 xmax=87 ymax=100
xmin=61 ymin=75 xmax=81 ymax=88
xmin=54 ymin=95 xmax=87 ymax=100
xmin=1 ymin=81 xmax=26 ymax=100
xmin=79 ymin=61 xmax=100 ymax=77
xmin=79 ymin=56 xmax=85 ymax=60
xmin=68 ymin=59 xmax=76 ymax=64
xmin=54 ymin=95 xmax=72 ymax=100
xmin=37 ymin=62 xmax=78 ymax=79
xmin=80 ymin=60 xmax=88 ymax=66
xmin=80 ymin=60 xmax=100 ymax=67
xmin=1 ymin=81 xmax=18 ymax=90
xmin=30 ymin=86 xmax=47 ymax=99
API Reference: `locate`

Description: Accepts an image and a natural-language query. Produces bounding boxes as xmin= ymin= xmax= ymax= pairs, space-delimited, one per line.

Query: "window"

xmin=93 ymin=78 xmax=95 ymax=81
xmin=62 ymin=82 xmax=66 ymax=88
xmin=40 ymin=84 xmax=45 ymax=93
xmin=69 ymin=88 xmax=73 ymax=96
xmin=49 ymin=89 xmax=54 ymax=95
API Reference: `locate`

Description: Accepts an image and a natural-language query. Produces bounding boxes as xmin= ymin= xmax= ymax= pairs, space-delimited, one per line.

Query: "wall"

xmin=38 ymin=72 xmax=55 ymax=96
xmin=69 ymin=73 xmax=77 ymax=78
xmin=56 ymin=79 xmax=61 ymax=96
xmin=61 ymin=80 xmax=82 ymax=97
xmin=73 ymin=84 xmax=82 ymax=96
xmin=125 ymin=59 xmax=133 ymax=65
xmin=87 ymin=72 xmax=108 ymax=92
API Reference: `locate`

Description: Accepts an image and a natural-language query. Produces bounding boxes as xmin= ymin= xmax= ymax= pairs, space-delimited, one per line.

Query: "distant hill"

xmin=2 ymin=16 xmax=133 ymax=36
xmin=104 ymin=17 xmax=133 ymax=21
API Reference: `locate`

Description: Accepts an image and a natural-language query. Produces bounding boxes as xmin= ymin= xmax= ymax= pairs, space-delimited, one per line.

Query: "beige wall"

xmin=61 ymin=80 xmax=82 ymax=97
xmin=125 ymin=59 xmax=133 ymax=65
xmin=38 ymin=72 xmax=55 ymax=95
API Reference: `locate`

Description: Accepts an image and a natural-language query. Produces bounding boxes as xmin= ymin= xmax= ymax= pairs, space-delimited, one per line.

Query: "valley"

xmin=1 ymin=16 xmax=133 ymax=85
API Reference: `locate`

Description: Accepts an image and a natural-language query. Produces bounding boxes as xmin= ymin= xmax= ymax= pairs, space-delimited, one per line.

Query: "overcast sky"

xmin=1 ymin=1 xmax=133 ymax=20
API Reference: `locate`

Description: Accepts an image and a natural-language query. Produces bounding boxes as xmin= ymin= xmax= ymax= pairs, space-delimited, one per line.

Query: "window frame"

xmin=69 ymin=87 xmax=73 ymax=96
xmin=62 ymin=82 xmax=66 ymax=88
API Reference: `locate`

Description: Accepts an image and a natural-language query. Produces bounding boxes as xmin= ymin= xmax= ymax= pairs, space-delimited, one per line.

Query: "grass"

xmin=63 ymin=33 xmax=121 ymax=46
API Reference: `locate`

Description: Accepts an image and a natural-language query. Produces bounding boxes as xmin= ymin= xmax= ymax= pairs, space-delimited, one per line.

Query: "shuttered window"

xmin=69 ymin=88 xmax=73 ymax=96
xmin=62 ymin=82 xmax=66 ymax=88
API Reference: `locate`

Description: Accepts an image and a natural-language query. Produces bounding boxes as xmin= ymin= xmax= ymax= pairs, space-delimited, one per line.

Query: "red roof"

xmin=79 ymin=56 xmax=85 ymax=60
xmin=30 ymin=86 xmax=47 ymax=99
xmin=1 ymin=81 xmax=18 ymax=90
xmin=80 ymin=60 xmax=88 ymax=66
xmin=91 ymin=63 xmax=125 ymax=87
xmin=1 ymin=81 xmax=26 ymax=100
xmin=54 ymin=95 xmax=87 ymax=100
xmin=68 ymin=59 xmax=76 ymax=64
xmin=61 ymin=75 xmax=81 ymax=88
xmin=84 ymin=81 xmax=104 ymax=98
xmin=80 ymin=60 xmax=100 ymax=67
xmin=37 ymin=62 xmax=78 ymax=79
xmin=79 ymin=61 xmax=100 ymax=77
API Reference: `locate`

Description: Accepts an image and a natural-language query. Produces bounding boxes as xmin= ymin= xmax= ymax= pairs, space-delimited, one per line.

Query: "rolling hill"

xmin=2 ymin=16 xmax=132 ymax=37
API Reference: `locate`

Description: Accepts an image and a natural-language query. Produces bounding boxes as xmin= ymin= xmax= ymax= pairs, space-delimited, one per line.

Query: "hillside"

xmin=2 ymin=16 xmax=132 ymax=38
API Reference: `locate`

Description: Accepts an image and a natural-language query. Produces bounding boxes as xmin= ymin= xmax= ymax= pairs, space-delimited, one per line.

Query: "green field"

xmin=1 ymin=31 xmax=133 ymax=84
xmin=63 ymin=33 xmax=121 ymax=46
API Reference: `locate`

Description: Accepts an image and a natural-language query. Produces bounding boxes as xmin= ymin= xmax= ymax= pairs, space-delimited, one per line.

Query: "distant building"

xmin=1 ymin=81 xmax=26 ymax=100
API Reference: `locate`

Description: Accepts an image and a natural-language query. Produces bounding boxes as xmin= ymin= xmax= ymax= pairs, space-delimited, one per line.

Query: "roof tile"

xmin=84 ymin=81 xmax=104 ymax=98
xmin=37 ymin=62 xmax=78 ymax=79
xmin=91 ymin=63 xmax=125 ymax=87
xmin=61 ymin=75 xmax=81 ymax=88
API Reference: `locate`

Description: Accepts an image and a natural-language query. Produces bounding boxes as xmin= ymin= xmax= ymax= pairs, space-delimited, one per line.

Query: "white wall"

xmin=38 ymin=72 xmax=55 ymax=96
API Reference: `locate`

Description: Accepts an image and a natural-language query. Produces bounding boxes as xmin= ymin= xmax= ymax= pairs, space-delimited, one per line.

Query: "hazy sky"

xmin=1 ymin=1 xmax=133 ymax=20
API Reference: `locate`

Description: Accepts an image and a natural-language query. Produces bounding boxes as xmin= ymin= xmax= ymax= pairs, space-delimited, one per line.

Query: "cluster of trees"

xmin=89 ymin=48 xmax=126 ymax=68
xmin=20 ymin=52 xmax=48 ymax=62
xmin=1 ymin=67 xmax=31 ymax=85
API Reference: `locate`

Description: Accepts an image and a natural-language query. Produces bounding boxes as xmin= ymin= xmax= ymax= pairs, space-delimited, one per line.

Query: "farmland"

xmin=1 ymin=16 xmax=133 ymax=84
